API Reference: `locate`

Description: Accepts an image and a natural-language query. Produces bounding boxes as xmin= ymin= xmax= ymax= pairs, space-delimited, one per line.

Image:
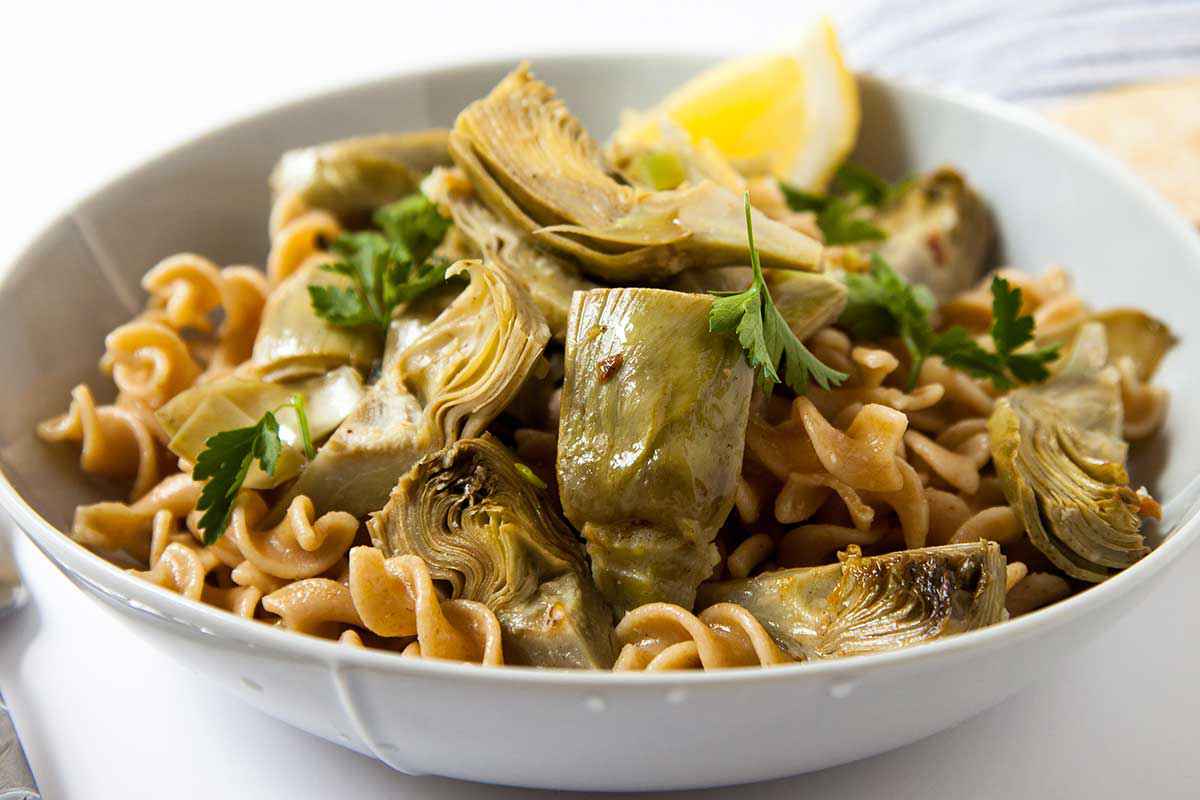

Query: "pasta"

xmin=35 ymin=57 xmax=1174 ymax=673
xmin=614 ymin=603 xmax=791 ymax=671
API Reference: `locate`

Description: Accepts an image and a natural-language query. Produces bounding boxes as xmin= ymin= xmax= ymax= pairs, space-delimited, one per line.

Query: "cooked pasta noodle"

xmin=346 ymin=547 xmax=504 ymax=665
xmin=614 ymin=602 xmax=791 ymax=671
xmin=266 ymin=209 xmax=341 ymax=285
xmin=36 ymin=383 xmax=163 ymax=500
xmin=100 ymin=318 xmax=202 ymax=410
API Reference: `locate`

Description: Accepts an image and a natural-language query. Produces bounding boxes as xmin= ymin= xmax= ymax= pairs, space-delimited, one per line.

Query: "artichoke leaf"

xmin=1039 ymin=307 xmax=1177 ymax=382
xmin=696 ymin=542 xmax=1006 ymax=660
xmin=369 ymin=437 xmax=614 ymax=668
xmin=867 ymin=167 xmax=994 ymax=305
xmin=450 ymin=64 xmax=823 ymax=283
xmin=422 ymin=166 xmax=595 ymax=340
xmin=989 ymin=322 xmax=1154 ymax=582
xmin=270 ymin=130 xmax=452 ymax=224
xmin=671 ymin=266 xmax=848 ymax=341
xmin=281 ymin=258 xmax=550 ymax=519
xmin=557 ymin=287 xmax=754 ymax=614
xmin=157 ymin=366 xmax=365 ymax=489
xmin=251 ymin=259 xmax=382 ymax=381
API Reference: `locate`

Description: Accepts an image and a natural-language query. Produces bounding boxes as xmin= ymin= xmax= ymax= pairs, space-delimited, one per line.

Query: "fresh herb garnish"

xmin=373 ymin=192 xmax=452 ymax=266
xmin=709 ymin=194 xmax=849 ymax=394
xmin=839 ymin=256 xmax=1059 ymax=390
xmin=193 ymin=395 xmax=315 ymax=545
xmin=308 ymin=192 xmax=452 ymax=330
xmin=514 ymin=461 xmax=547 ymax=490
xmin=780 ymin=162 xmax=910 ymax=245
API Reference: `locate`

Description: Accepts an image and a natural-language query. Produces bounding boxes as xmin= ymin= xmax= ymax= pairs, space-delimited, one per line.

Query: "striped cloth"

xmin=839 ymin=0 xmax=1200 ymax=104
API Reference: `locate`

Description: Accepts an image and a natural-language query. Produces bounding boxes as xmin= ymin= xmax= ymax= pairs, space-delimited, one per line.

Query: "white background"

xmin=3 ymin=2 xmax=1200 ymax=797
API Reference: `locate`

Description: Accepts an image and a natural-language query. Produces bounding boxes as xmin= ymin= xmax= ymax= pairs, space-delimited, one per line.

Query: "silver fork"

xmin=0 ymin=525 xmax=40 ymax=800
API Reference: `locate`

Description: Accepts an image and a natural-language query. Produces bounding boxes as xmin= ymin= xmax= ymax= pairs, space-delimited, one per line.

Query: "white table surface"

xmin=4 ymin=2 xmax=1199 ymax=797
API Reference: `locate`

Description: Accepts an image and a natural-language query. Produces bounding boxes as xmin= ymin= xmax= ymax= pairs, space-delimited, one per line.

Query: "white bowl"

xmin=2 ymin=55 xmax=1199 ymax=792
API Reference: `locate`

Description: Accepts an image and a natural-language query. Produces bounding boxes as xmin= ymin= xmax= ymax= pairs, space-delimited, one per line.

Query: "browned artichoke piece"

xmin=989 ymin=323 xmax=1153 ymax=582
xmin=369 ymin=437 xmax=614 ymax=668
xmin=449 ymin=64 xmax=823 ymax=283
xmin=281 ymin=258 xmax=550 ymax=519
xmin=870 ymin=167 xmax=994 ymax=304
xmin=696 ymin=542 xmax=1007 ymax=660
xmin=670 ymin=266 xmax=848 ymax=341
xmin=422 ymin=166 xmax=596 ymax=340
xmin=270 ymin=130 xmax=453 ymax=224
xmin=557 ymin=287 xmax=754 ymax=614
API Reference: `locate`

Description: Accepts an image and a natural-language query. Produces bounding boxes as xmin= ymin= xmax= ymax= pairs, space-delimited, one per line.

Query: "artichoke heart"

xmin=1040 ymin=307 xmax=1177 ymax=382
xmin=449 ymin=64 xmax=823 ymax=283
xmin=557 ymin=287 xmax=754 ymax=614
xmin=157 ymin=365 xmax=365 ymax=488
xmin=671 ymin=266 xmax=848 ymax=341
xmin=422 ymin=166 xmax=596 ymax=340
xmin=696 ymin=542 xmax=1006 ymax=660
xmin=282 ymin=258 xmax=550 ymax=519
xmin=251 ymin=259 xmax=382 ymax=381
xmin=270 ymin=130 xmax=452 ymax=224
xmin=989 ymin=322 xmax=1154 ymax=582
xmin=870 ymin=167 xmax=994 ymax=304
xmin=369 ymin=437 xmax=614 ymax=668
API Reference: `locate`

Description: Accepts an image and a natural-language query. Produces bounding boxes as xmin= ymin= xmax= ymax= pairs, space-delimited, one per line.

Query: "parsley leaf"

xmin=374 ymin=193 xmax=452 ymax=266
xmin=780 ymin=162 xmax=904 ymax=245
xmin=818 ymin=196 xmax=886 ymax=246
xmin=193 ymin=413 xmax=282 ymax=545
xmin=309 ymin=192 xmax=452 ymax=330
xmin=709 ymin=194 xmax=849 ymax=394
xmin=192 ymin=395 xmax=315 ymax=545
xmin=837 ymin=258 xmax=1060 ymax=390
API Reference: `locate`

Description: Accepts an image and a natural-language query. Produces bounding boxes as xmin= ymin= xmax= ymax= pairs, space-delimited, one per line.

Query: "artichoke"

xmin=157 ymin=365 xmax=364 ymax=488
xmin=449 ymin=65 xmax=823 ymax=283
xmin=989 ymin=323 xmax=1154 ymax=582
xmin=557 ymin=287 xmax=754 ymax=614
xmin=696 ymin=542 xmax=1006 ymax=660
xmin=369 ymin=437 xmax=614 ymax=668
xmin=671 ymin=266 xmax=848 ymax=341
xmin=282 ymin=258 xmax=550 ymax=519
xmin=251 ymin=259 xmax=382 ymax=380
xmin=270 ymin=130 xmax=452 ymax=225
xmin=422 ymin=166 xmax=595 ymax=340
xmin=870 ymin=167 xmax=994 ymax=304
xmin=1040 ymin=307 xmax=1176 ymax=382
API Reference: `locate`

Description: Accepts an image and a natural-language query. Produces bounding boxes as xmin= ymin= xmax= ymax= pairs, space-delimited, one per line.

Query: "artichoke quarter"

xmin=369 ymin=436 xmax=615 ymax=668
xmin=449 ymin=64 xmax=823 ymax=283
xmin=869 ymin=167 xmax=994 ymax=305
xmin=989 ymin=322 xmax=1155 ymax=582
xmin=270 ymin=130 xmax=453 ymax=225
xmin=251 ymin=259 xmax=382 ymax=381
xmin=696 ymin=542 xmax=1006 ymax=660
xmin=557 ymin=287 xmax=754 ymax=615
xmin=422 ymin=166 xmax=596 ymax=340
xmin=279 ymin=257 xmax=549 ymax=520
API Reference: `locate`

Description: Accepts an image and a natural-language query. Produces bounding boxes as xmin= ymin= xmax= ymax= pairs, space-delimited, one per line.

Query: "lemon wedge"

xmin=615 ymin=19 xmax=859 ymax=192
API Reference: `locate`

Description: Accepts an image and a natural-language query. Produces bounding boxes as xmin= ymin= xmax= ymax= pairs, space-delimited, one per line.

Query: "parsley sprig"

xmin=308 ymin=193 xmax=452 ymax=330
xmin=709 ymin=195 xmax=849 ymax=394
xmin=193 ymin=394 xmax=314 ymax=545
xmin=780 ymin=162 xmax=910 ymax=246
xmin=839 ymin=256 xmax=1060 ymax=390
